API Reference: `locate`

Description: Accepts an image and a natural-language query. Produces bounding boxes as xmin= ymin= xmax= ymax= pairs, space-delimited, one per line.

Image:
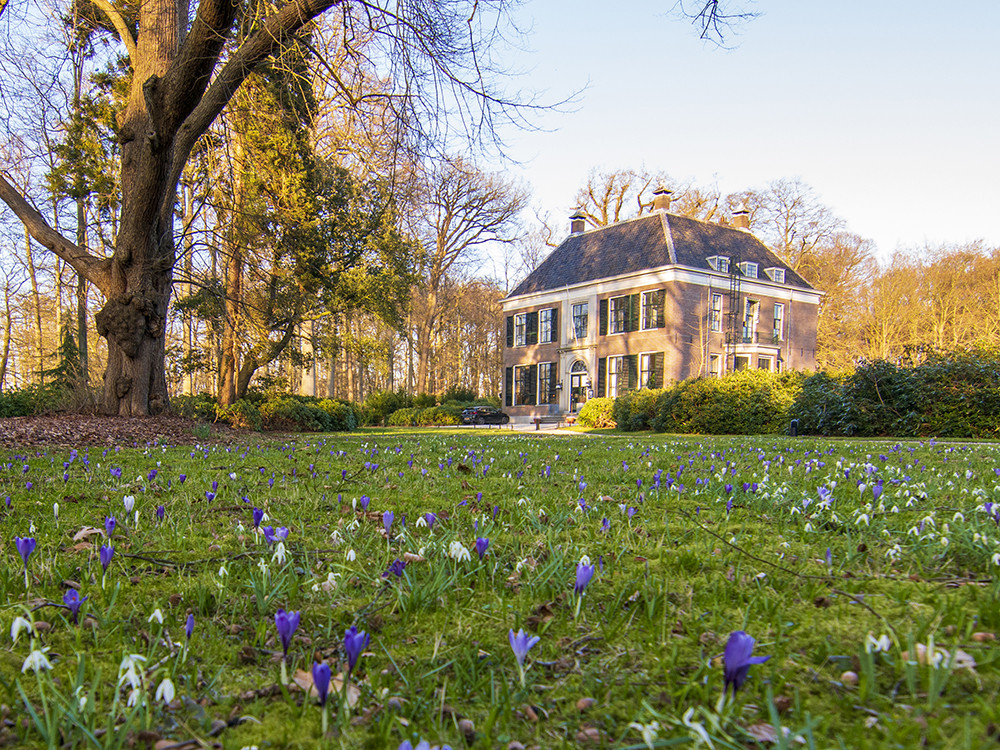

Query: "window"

xmin=513 ymin=313 xmax=527 ymax=347
xmin=709 ymin=354 xmax=722 ymax=378
xmin=708 ymin=255 xmax=730 ymax=273
xmin=514 ymin=365 xmax=537 ymax=405
xmin=739 ymin=262 xmax=758 ymax=279
xmin=641 ymin=290 xmax=665 ymax=330
xmin=743 ymin=299 xmax=759 ymax=343
xmin=766 ymin=267 xmax=786 ymax=284
xmin=773 ymin=303 xmax=785 ymax=342
xmin=572 ymin=303 xmax=589 ymax=339
xmin=734 ymin=355 xmax=750 ymax=371
xmin=538 ymin=362 xmax=557 ymax=404
xmin=609 ymin=295 xmax=629 ymax=334
xmin=540 ymin=308 xmax=556 ymax=344
xmin=710 ymin=293 xmax=723 ymax=333
xmin=607 ymin=356 xmax=625 ymax=398
xmin=757 ymin=356 xmax=773 ymax=371
xmin=638 ymin=352 xmax=664 ymax=389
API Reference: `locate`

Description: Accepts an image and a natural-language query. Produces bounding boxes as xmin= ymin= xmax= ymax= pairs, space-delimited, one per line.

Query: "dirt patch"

xmin=0 ymin=415 xmax=242 ymax=449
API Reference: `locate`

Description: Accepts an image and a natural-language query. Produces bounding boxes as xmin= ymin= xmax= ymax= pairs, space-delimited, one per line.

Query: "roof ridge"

xmin=659 ymin=212 xmax=677 ymax=264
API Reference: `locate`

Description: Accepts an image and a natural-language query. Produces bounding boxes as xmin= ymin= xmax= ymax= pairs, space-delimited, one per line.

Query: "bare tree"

xmin=0 ymin=0 xmax=542 ymax=415
xmin=410 ymin=155 xmax=527 ymax=393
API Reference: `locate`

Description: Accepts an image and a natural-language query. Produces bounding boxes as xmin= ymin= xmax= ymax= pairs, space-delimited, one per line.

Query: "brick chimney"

xmin=652 ymin=185 xmax=673 ymax=212
xmin=570 ymin=209 xmax=587 ymax=235
xmin=732 ymin=209 xmax=750 ymax=230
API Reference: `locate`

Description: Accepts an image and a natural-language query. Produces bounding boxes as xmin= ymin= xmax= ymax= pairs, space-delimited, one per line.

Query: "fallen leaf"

xmin=72 ymin=527 xmax=102 ymax=542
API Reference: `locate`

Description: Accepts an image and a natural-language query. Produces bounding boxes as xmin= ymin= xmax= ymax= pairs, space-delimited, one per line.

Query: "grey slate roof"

xmin=507 ymin=212 xmax=813 ymax=298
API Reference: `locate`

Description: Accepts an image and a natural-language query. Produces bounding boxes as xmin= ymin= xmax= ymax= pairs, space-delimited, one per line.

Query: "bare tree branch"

xmin=88 ymin=0 xmax=137 ymax=61
xmin=0 ymin=172 xmax=112 ymax=293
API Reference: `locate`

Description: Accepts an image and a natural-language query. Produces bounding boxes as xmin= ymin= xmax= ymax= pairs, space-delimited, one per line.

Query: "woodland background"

xmin=2 ymin=1 xmax=998 ymax=411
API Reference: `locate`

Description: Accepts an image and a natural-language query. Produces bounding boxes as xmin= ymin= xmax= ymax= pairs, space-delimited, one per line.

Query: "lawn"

xmin=2 ymin=429 xmax=999 ymax=749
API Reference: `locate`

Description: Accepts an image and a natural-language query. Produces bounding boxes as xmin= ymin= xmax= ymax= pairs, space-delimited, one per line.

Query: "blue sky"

xmin=491 ymin=0 xmax=1000 ymax=260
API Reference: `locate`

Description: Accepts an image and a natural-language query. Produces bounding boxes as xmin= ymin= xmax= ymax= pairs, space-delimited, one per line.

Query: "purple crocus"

xmin=423 ymin=512 xmax=437 ymax=530
xmin=574 ymin=561 xmax=595 ymax=595
xmin=312 ymin=661 xmax=332 ymax=706
xmin=14 ymin=536 xmax=36 ymax=570
xmin=178 ymin=474 xmax=186 ymax=484
xmin=205 ymin=491 xmax=216 ymax=503
xmin=475 ymin=537 xmax=489 ymax=560
xmin=344 ymin=625 xmax=370 ymax=675
xmin=359 ymin=495 xmax=371 ymax=511
xmin=383 ymin=510 xmax=394 ymax=537
xmin=156 ymin=505 xmax=165 ymax=521
xmin=105 ymin=516 xmax=116 ymax=538
xmin=62 ymin=588 xmax=87 ymax=624
xmin=723 ymin=630 xmax=771 ymax=695
xmin=185 ymin=613 xmax=195 ymax=640
xmin=99 ymin=544 xmax=115 ymax=572
xmin=253 ymin=507 xmax=264 ymax=529
xmin=274 ymin=609 xmax=300 ymax=656
xmin=508 ymin=628 xmax=540 ymax=667
xmin=383 ymin=558 xmax=406 ymax=578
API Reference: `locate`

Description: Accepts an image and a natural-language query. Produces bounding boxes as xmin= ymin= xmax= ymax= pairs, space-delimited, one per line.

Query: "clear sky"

xmin=491 ymin=0 xmax=1000 ymax=261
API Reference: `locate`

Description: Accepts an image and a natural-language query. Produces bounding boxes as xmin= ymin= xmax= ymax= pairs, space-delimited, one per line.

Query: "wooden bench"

xmin=532 ymin=415 xmax=566 ymax=430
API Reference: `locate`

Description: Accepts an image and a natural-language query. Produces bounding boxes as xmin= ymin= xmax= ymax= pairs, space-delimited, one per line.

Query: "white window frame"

xmin=773 ymin=303 xmax=785 ymax=342
xmin=709 ymin=354 xmax=722 ymax=378
xmin=607 ymin=355 xmax=625 ymax=398
xmin=609 ymin=295 xmax=629 ymax=334
xmin=572 ymin=302 xmax=589 ymax=340
xmin=708 ymin=255 xmax=730 ymax=273
xmin=513 ymin=364 xmax=534 ymax=406
xmin=540 ymin=308 xmax=556 ymax=344
xmin=538 ymin=361 xmax=556 ymax=404
xmin=640 ymin=290 xmax=663 ymax=330
xmin=743 ymin=299 xmax=759 ymax=343
xmin=710 ymin=293 xmax=723 ymax=333
xmin=766 ymin=267 xmax=786 ymax=284
xmin=757 ymin=355 xmax=773 ymax=371
xmin=734 ymin=355 xmax=750 ymax=371
xmin=639 ymin=352 xmax=657 ymax=389
xmin=739 ymin=262 xmax=758 ymax=279
xmin=513 ymin=313 xmax=527 ymax=347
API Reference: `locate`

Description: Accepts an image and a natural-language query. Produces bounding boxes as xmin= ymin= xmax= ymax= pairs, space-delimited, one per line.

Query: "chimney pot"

xmin=652 ymin=185 xmax=673 ymax=212
xmin=570 ymin=209 xmax=587 ymax=235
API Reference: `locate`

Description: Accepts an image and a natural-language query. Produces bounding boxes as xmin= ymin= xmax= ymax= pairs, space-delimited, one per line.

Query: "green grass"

xmin=3 ymin=432 xmax=1000 ymax=748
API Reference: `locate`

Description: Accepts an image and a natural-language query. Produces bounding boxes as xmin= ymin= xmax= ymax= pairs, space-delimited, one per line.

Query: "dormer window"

xmin=765 ymin=267 xmax=786 ymax=284
xmin=708 ymin=255 xmax=730 ymax=273
xmin=739 ymin=262 xmax=758 ymax=279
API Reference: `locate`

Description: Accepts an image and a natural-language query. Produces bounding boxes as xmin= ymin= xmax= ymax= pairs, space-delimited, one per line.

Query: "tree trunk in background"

xmin=0 ymin=280 xmax=12 ymax=389
xmin=181 ymin=184 xmax=194 ymax=394
xmin=299 ymin=320 xmax=316 ymax=396
xmin=76 ymin=198 xmax=89 ymax=385
xmin=23 ymin=228 xmax=45 ymax=382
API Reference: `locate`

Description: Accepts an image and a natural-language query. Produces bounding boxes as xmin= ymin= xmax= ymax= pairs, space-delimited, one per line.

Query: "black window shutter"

xmin=527 ymin=311 xmax=539 ymax=345
xmin=505 ymin=367 xmax=513 ymax=406
xmin=527 ymin=364 xmax=538 ymax=404
xmin=599 ymin=299 xmax=608 ymax=336
xmin=506 ymin=316 xmax=514 ymax=347
xmin=551 ymin=307 xmax=559 ymax=342
xmin=652 ymin=352 xmax=664 ymax=388
xmin=597 ymin=357 xmax=607 ymax=397
xmin=548 ymin=364 xmax=557 ymax=403
xmin=655 ymin=290 xmax=666 ymax=328
xmin=627 ymin=354 xmax=638 ymax=391
xmin=629 ymin=294 xmax=641 ymax=332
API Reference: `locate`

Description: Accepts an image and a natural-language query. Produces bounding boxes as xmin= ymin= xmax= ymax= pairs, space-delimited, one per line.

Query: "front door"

xmin=570 ymin=373 xmax=587 ymax=412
